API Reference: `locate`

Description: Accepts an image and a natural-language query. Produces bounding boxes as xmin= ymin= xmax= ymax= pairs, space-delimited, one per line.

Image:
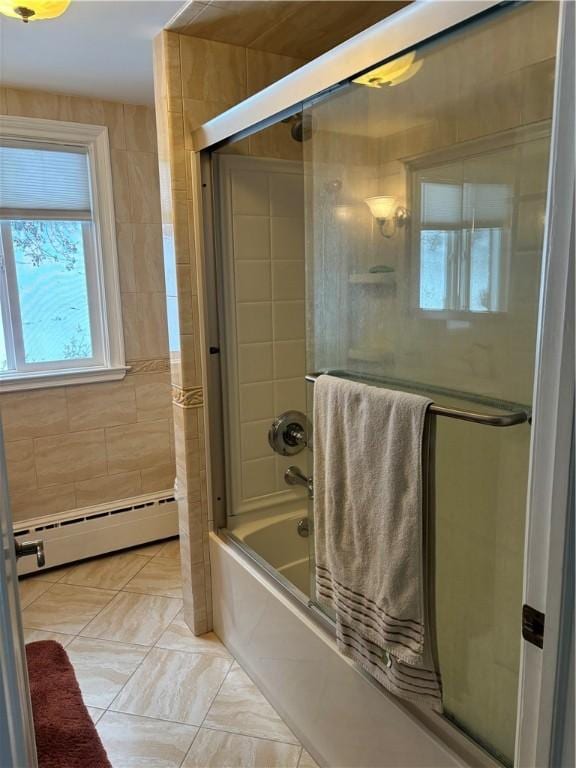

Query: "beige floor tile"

xmin=80 ymin=592 xmax=182 ymax=646
xmin=19 ymin=578 xmax=52 ymax=609
xmin=124 ymin=558 xmax=182 ymax=598
xmin=87 ymin=707 xmax=106 ymax=724
xmin=204 ymin=665 xmax=299 ymax=745
xmin=111 ymin=647 xmax=231 ymax=725
xmin=38 ymin=564 xmax=77 ymax=581
xmin=22 ymin=584 xmax=116 ymax=635
xmin=182 ymin=729 xmax=301 ymax=768
xmin=154 ymin=538 xmax=181 ymax=561
xmin=19 ymin=571 xmax=61 ymax=583
xmin=129 ymin=541 xmax=166 ymax=557
xmin=60 ymin=552 xmax=149 ymax=590
xmin=66 ymin=636 xmax=149 ymax=708
xmin=156 ymin=613 xmax=232 ymax=659
xmin=298 ymin=750 xmax=320 ymax=768
xmin=23 ymin=628 xmax=74 ymax=647
xmin=97 ymin=711 xmax=197 ymax=768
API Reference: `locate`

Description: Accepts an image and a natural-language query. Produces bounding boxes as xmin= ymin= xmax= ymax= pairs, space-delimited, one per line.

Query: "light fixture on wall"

xmin=0 ymin=0 xmax=70 ymax=22
xmin=365 ymin=196 xmax=408 ymax=238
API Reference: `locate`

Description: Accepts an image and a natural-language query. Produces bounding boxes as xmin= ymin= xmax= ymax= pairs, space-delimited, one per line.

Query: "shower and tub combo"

xmin=189 ymin=2 xmax=573 ymax=766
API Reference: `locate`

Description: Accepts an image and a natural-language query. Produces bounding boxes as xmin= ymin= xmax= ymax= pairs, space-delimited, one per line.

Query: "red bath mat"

xmin=26 ymin=640 xmax=111 ymax=768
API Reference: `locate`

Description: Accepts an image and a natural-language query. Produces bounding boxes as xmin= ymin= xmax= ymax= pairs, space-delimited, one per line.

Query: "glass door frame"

xmin=515 ymin=3 xmax=574 ymax=764
xmin=192 ymin=3 xmax=574 ymax=765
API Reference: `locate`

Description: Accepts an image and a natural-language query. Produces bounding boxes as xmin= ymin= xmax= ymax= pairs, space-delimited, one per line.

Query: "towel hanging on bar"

xmin=313 ymin=374 xmax=443 ymax=711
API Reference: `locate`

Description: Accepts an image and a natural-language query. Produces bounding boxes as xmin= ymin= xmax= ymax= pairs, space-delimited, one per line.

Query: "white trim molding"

xmin=0 ymin=115 xmax=125 ymax=392
xmin=0 ymin=365 xmax=129 ymax=393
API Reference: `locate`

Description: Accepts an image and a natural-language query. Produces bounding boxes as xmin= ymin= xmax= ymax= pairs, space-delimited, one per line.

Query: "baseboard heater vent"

xmin=14 ymin=491 xmax=178 ymax=576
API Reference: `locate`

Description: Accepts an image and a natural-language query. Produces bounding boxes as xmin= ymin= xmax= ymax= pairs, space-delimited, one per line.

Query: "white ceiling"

xmin=0 ymin=1 xmax=183 ymax=106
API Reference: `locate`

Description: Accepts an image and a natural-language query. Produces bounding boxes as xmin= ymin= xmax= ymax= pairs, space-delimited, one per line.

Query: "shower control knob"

xmin=268 ymin=411 xmax=308 ymax=456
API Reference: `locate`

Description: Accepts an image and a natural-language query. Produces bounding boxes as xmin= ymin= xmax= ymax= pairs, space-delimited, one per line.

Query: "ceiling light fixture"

xmin=0 ymin=0 xmax=70 ymax=22
xmin=353 ymin=51 xmax=422 ymax=89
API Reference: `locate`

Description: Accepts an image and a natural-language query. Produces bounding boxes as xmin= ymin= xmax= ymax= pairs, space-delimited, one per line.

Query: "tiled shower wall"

xmin=225 ymin=158 xmax=306 ymax=509
xmin=0 ymin=88 xmax=174 ymax=524
xmin=153 ymin=31 xmax=304 ymax=633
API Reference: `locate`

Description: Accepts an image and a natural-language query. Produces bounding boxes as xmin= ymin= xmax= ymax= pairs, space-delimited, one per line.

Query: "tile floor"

xmin=19 ymin=539 xmax=319 ymax=768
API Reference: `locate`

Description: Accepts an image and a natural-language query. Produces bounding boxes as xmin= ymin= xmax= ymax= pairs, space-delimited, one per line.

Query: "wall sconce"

xmin=365 ymin=196 xmax=409 ymax=238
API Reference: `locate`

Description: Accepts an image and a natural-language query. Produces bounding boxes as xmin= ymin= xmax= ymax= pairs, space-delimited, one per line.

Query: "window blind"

xmin=419 ymin=174 xmax=512 ymax=228
xmin=0 ymin=143 xmax=92 ymax=220
xmin=420 ymin=182 xmax=463 ymax=226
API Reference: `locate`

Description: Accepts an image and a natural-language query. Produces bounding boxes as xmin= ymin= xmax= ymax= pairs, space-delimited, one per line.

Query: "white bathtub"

xmin=210 ymin=533 xmax=484 ymax=768
xmin=228 ymin=507 xmax=311 ymax=596
xmin=215 ymin=510 xmax=493 ymax=768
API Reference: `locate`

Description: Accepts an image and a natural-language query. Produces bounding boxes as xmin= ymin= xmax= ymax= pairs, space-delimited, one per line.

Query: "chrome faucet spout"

xmin=285 ymin=465 xmax=313 ymax=495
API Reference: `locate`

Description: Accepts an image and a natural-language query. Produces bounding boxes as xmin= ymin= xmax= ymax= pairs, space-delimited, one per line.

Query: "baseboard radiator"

xmin=13 ymin=490 xmax=178 ymax=576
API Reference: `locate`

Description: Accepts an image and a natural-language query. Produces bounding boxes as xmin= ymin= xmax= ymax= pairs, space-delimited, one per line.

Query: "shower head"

xmin=282 ymin=113 xmax=312 ymax=143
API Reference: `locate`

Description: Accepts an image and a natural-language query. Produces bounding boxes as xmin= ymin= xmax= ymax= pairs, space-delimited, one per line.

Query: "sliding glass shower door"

xmin=302 ymin=2 xmax=559 ymax=763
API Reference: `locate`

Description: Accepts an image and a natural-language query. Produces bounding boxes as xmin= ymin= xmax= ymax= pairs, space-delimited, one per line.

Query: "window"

xmin=414 ymin=149 xmax=513 ymax=314
xmin=0 ymin=117 xmax=125 ymax=391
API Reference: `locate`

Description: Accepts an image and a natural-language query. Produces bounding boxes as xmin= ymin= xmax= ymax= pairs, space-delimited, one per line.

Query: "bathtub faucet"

xmin=285 ymin=465 xmax=313 ymax=496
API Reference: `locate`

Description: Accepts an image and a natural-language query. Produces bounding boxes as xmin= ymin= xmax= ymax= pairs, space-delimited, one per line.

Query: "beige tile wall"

xmin=0 ymin=88 xmax=174 ymax=523
xmin=153 ymin=31 xmax=304 ymax=633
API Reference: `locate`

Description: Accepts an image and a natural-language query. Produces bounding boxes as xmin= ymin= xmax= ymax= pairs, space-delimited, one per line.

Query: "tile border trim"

xmin=172 ymin=385 xmax=204 ymax=409
xmin=127 ymin=358 xmax=171 ymax=375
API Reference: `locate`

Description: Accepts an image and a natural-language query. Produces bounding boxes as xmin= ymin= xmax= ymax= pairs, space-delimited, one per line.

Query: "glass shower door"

xmin=302 ymin=2 xmax=559 ymax=763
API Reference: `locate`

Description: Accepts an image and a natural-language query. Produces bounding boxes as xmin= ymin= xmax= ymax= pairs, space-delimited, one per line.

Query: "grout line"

xmin=105 ymin=641 xmax=157 ymax=712
xmin=175 ymin=653 xmax=236 ymax=765
xmin=198 ymin=723 xmax=302 ymax=748
xmin=178 ymin=721 xmax=202 ymax=768
xmin=20 ymin=584 xmax=119 ymax=632
xmin=68 ymin=633 xmax=156 ymax=650
xmin=59 ymin=559 xmax=152 ymax=591
xmin=197 ymin=658 xmax=235 ymax=730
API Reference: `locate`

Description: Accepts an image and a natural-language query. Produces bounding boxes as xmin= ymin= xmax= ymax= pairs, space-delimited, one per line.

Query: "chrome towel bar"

xmin=305 ymin=370 xmax=531 ymax=428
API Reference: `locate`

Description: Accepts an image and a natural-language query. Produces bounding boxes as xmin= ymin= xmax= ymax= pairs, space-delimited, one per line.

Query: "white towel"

xmin=313 ymin=374 xmax=442 ymax=711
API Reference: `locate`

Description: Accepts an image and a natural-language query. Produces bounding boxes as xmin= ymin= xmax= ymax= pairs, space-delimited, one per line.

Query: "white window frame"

xmin=406 ymin=122 xmax=551 ymax=321
xmin=0 ymin=116 xmax=126 ymax=392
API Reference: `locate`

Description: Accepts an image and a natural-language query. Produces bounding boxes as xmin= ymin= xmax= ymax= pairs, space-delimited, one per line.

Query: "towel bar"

xmin=305 ymin=370 xmax=531 ymax=428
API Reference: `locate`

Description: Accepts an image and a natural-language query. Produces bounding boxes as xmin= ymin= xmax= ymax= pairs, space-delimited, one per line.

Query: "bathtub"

xmin=227 ymin=507 xmax=311 ymax=597
xmin=212 ymin=514 xmax=493 ymax=768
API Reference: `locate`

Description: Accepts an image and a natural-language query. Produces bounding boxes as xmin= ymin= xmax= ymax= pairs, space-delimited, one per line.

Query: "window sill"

xmin=0 ymin=365 xmax=129 ymax=393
